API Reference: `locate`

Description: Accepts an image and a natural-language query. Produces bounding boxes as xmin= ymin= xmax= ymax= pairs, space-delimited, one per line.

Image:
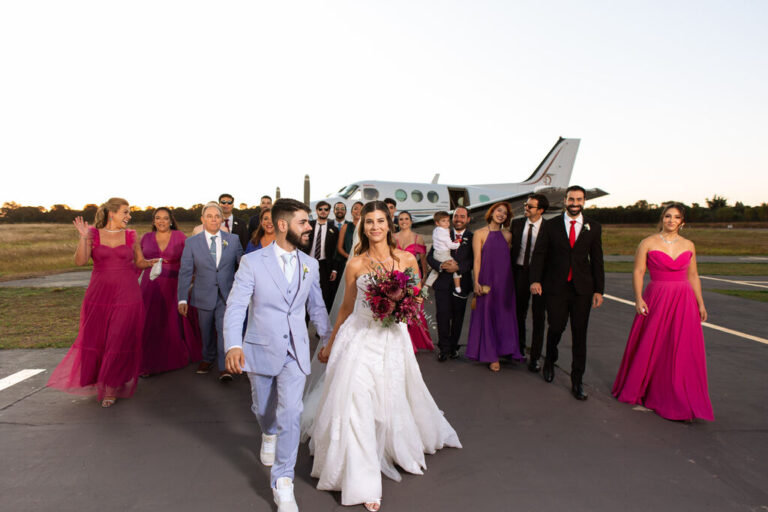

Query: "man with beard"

xmin=529 ymin=185 xmax=604 ymax=401
xmin=331 ymin=202 xmax=348 ymax=231
xmin=302 ymin=201 xmax=339 ymax=311
xmin=224 ymin=198 xmax=331 ymax=512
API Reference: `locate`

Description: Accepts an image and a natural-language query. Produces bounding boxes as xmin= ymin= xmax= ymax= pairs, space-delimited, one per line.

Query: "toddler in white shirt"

xmin=424 ymin=211 xmax=462 ymax=294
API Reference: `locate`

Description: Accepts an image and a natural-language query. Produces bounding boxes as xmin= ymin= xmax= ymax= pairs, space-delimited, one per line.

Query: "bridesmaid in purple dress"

xmin=395 ymin=212 xmax=434 ymax=352
xmin=466 ymin=202 xmax=522 ymax=371
xmin=139 ymin=208 xmax=202 ymax=376
xmin=613 ymin=204 xmax=713 ymax=421
xmin=48 ymin=198 xmax=159 ymax=407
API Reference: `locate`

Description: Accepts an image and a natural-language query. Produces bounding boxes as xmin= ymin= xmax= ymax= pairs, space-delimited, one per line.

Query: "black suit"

xmin=224 ymin=214 xmax=249 ymax=250
xmin=427 ymin=228 xmax=474 ymax=355
xmin=529 ymin=215 xmax=604 ymax=385
xmin=301 ymin=220 xmax=340 ymax=311
xmin=510 ymin=217 xmax=546 ymax=362
xmin=247 ymin=207 xmax=263 ymax=241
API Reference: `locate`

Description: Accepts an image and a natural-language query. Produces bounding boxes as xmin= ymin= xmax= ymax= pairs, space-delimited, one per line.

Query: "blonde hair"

xmin=93 ymin=197 xmax=129 ymax=229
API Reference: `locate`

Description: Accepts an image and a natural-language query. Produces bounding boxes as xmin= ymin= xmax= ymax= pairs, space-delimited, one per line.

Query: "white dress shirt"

xmin=205 ymin=230 xmax=223 ymax=268
xmin=311 ymin=221 xmax=328 ymax=260
xmin=273 ymin=242 xmax=298 ymax=283
xmin=222 ymin=215 xmax=234 ymax=233
xmin=563 ymin=213 xmax=584 ymax=241
xmin=516 ymin=217 xmax=543 ymax=266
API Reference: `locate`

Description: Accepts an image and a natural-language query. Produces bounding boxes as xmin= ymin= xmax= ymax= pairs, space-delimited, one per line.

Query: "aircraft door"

xmin=447 ymin=187 xmax=470 ymax=210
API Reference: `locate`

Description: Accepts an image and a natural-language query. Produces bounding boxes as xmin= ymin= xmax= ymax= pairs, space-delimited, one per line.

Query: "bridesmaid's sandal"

xmin=101 ymin=397 xmax=117 ymax=408
xmin=364 ymin=500 xmax=381 ymax=511
xmin=488 ymin=361 xmax=501 ymax=372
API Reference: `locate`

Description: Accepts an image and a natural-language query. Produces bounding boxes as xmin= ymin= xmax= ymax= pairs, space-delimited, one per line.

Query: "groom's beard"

xmin=287 ymin=227 xmax=311 ymax=251
xmin=566 ymin=204 xmax=583 ymax=217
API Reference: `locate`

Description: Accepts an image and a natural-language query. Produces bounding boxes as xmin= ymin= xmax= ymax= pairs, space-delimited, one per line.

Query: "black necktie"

xmin=523 ymin=223 xmax=533 ymax=267
xmin=314 ymin=224 xmax=323 ymax=260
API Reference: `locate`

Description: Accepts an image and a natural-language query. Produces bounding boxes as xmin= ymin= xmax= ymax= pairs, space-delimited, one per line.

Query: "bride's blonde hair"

xmin=93 ymin=197 xmax=129 ymax=229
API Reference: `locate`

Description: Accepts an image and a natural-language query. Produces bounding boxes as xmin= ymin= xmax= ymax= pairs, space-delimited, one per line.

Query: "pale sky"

xmin=1 ymin=1 xmax=766 ymax=210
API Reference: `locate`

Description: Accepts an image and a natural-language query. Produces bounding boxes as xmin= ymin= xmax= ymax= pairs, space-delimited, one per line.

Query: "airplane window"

xmin=395 ymin=189 xmax=407 ymax=202
xmin=427 ymin=191 xmax=439 ymax=203
xmin=479 ymin=194 xmax=490 ymax=203
xmin=363 ymin=188 xmax=379 ymax=200
xmin=350 ymin=189 xmax=362 ymax=200
xmin=411 ymin=190 xmax=423 ymax=202
xmin=339 ymin=184 xmax=359 ymax=199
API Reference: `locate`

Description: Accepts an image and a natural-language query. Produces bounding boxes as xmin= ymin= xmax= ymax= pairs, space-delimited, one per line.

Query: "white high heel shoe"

xmin=363 ymin=499 xmax=381 ymax=511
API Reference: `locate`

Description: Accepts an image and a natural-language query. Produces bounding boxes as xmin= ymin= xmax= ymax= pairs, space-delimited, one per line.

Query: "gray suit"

xmin=223 ymin=242 xmax=331 ymax=487
xmin=178 ymin=230 xmax=243 ymax=370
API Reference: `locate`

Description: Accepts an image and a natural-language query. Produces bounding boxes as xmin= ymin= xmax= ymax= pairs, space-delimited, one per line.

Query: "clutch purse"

xmin=149 ymin=259 xmax=163 ymax=281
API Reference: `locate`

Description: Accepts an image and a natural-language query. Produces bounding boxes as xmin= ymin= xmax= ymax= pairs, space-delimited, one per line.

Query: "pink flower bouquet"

xmin=363 ymin=267 xmax=424 ymax=328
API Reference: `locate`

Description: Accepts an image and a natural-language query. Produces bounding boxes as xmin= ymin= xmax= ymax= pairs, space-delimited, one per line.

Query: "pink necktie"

xmin=568 ymin=220 xmax=576 ymax=281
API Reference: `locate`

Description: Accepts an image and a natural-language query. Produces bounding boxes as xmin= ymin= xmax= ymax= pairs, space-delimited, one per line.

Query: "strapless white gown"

xmin=303 ymin=275 xmax=461 ymax=506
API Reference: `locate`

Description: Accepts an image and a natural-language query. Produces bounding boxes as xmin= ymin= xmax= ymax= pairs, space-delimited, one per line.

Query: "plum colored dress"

xmin=466 ymin=230 xmax=522 ymax=362
xmin=139 ymin=230 xmax=202 ymax=374
xmin=48 ymin=228 xmax=144 ymax=400
xmin=398 ymin=240 xmax=435 ymax=352
xmin=612 ymin=251 xmax=714 ymax=421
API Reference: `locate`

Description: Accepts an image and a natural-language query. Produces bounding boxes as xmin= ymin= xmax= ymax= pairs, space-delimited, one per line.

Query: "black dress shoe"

xmin=437 ymin=352 xmax=448 ymax=362
xmin=542 ymin=362 xmax=554 ymax=383
xmin=527 ymin=360 xmax=541 ymax=372
xmin=571 ymin=383 xmax=588 ymax=401
xmin=449 ymin=350 xmax=460 ymax=359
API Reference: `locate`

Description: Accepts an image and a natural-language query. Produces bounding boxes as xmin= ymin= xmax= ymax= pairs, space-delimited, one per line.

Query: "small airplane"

xmin=309 ymin=137 xmax=607 ymax=227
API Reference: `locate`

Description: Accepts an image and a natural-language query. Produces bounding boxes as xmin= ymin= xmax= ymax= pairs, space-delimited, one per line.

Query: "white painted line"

xmin=602 ymin=294 xmax=768 ymax=346
xmin=700 ymin=276 xmax=768 ymax=289
xmin=744 ymin=256 xmax=768 ymax=261
xmin=0 ymin=369 xmax=46 ymax=391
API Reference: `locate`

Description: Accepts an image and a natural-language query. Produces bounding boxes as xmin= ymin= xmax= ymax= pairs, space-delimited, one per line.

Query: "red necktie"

xmin=568 ymin=220 xmax=576 ymax=281
xmin=224 ymin=219 xmax=230 ymax=229
xmin=455 ymin=233 xmax=462 ymax=243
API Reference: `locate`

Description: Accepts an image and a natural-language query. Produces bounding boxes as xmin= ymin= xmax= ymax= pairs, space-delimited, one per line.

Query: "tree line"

xmin=1 ymin=195 xmax=766 ymax=224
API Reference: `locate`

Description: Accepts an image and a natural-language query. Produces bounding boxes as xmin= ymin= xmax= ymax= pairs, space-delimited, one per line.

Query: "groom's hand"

xmin=592 ymin=293 xmax=603 ymax=308
xmin=225 ymin=347 xmax=245 ymax=374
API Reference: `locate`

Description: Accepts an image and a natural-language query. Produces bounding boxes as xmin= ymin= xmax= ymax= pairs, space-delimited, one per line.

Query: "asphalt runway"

xmin=1 ymin=273 xmax=767 ymax=511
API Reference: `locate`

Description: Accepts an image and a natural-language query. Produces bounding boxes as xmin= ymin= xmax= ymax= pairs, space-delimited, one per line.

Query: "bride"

xmin=304 ymin=200 xmax=461 ymax=511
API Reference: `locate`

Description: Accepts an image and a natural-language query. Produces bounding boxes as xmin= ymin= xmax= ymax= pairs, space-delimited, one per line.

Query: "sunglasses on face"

xmin=220 ymin=200 xmax=234 ymax=205
xmin=523 ymin=203 xmax=539 ymax=209
xmin=317 ymin=207 xmax=330 ymax=212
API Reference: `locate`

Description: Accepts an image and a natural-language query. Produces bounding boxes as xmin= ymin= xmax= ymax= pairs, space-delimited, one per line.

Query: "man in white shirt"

xmin=510 ymin=194 xmax=549 ymax=372
xmin=219 ymin=193 xmax=248 ymax=250
xmin=301 ymin=201 xmax=339 ymax=311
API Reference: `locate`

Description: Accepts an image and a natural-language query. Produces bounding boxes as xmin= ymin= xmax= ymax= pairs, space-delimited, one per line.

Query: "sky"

xmin=1 ymin=1 xmax=766 ymax=210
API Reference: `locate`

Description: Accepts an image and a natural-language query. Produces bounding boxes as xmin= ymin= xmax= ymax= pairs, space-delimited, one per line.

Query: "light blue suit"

xmin=178 ymin=230 xmax=243 ymax=370
xmin=223 ymin=242 xmax=331 ymax=487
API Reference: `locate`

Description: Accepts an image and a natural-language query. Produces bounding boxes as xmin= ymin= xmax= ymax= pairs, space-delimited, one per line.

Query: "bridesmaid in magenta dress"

xmin=138 ymin=207 xmax=202 ymax=376
xmin=48 ymin=198 xmax=159 ymax=407
xmin=613 ymin=204 xmax=713 ymax=421
xmin=395 ymin=212 xmax=434 ymax=352
xmin=466 ymin=202 xmax=522 ymax=371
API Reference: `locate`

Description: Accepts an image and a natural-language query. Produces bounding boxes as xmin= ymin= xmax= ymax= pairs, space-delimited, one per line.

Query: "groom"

xmin=224 ymin=198 xmax=332 ymax=512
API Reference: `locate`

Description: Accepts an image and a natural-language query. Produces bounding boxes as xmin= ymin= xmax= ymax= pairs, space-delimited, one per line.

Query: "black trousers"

xmin=434 ymin=287 xmax=468 ymax=354
xmin=544 ymin=283 xmax=592 ymax=384
xmin=318 ymin=259 xmax=334 ymax=313
xmin=513 ymin=264 xmax=546 ymax=361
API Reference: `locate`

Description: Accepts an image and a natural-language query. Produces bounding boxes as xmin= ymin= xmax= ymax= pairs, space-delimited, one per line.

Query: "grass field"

xmin=602 ymin=225 xmax=768 ymax=255
xmin=0 ymin=287 xmax=85 ymax=348
xmin=604 ymin=261 xmax=768 ymax=275
xmin=710 ymin=289 xmax=768 ymax=303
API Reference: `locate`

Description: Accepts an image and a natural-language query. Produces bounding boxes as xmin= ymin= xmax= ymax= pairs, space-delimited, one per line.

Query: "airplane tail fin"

xmin=522 ymin=137 xmax=580 ymax=189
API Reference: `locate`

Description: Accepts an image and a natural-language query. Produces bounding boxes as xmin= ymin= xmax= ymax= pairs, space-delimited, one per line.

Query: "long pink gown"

xmin=398 ymin=241 xmax=435 ymax=352
xmin=48 ymin=228 xmax=144 ymax=400
xmin=612 ymin=250 xmax=714 ymax=421
xmin=139 ymin=230 xmax=202 ymax=374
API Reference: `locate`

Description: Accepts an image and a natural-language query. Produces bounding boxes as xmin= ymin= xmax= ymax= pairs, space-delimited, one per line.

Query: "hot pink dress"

xmin=612 ymin=250 xmax=714 ymax=421
xmin=139 ymin=230 xmax=202 ymax=374
xmin=398 ymin=240 xmax=435 ymax=352
xmin=48 ymin=228 xmax=144 ymax=400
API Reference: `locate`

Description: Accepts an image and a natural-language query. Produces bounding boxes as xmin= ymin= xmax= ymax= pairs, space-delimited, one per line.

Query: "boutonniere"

xmin=302 ymin=263 xmax=310 ymax=280
xmin=222 ymin=239 xmax=229 ymax=248
xmin=584 ymin=223 xmax=591 ymax=232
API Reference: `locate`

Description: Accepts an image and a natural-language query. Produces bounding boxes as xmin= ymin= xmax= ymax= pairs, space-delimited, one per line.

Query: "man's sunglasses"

xmin=220 ymin=200 xmax=234 ymax=205
xmin=523 ymin=203 xmax=540 ymax=209
xmin=317 ymin=207 xmax=330 ymax=212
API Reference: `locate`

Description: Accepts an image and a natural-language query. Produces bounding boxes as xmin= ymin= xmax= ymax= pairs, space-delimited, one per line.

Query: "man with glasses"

xmin=511 ymin=194 xmax=549 ymax=371
xmin=219 ymin=193 xmax=248 ymax=250
xmin=301 ymin=201 xmax=339 ymax=311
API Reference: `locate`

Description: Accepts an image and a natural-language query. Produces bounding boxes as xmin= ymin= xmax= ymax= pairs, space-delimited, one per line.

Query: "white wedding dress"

xmin=303 ymin=274 xmax=462 ymax=506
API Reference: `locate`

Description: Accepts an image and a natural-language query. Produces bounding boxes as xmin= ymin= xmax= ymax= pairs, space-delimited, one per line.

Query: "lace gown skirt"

xmin=306 ymin=278 xmax=461 ymax=505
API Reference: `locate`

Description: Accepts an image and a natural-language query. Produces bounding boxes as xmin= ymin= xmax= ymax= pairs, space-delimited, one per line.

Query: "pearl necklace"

xmin=659 ymin=233 xmax=678 ymax=244
xmin=104 ymin=228 xmax=125 ymax=233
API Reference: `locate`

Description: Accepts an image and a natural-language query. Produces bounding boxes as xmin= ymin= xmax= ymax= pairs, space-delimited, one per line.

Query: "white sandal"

xmin=364 ymin=499 xmax=381 ymax=511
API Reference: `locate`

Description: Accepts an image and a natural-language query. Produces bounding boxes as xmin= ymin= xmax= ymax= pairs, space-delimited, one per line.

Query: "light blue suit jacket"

xmin=223 ymin=242 xmax=332 ymax=376
xmin=178 ymin=230 xmax=243 ymax=310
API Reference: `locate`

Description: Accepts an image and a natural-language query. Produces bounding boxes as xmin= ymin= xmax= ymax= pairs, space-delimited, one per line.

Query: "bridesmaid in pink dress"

xmin=138 ymin=208 xmax=202 ymax=376
xmin=612 ymin=204 xmax=714 ymax=421
xmin=48 ymin=198 xmax=160 ymax=408
xmin=395 ymin=212 xmax=434 ymax=352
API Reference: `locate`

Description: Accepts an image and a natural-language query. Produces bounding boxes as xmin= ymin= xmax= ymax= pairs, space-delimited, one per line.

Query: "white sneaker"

xmin=260 ymin=434 xmax=277 ymax=466
xmin=273 ymin=477 xmax=299 ymax=512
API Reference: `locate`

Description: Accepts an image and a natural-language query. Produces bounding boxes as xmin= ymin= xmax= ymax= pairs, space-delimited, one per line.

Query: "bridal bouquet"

xmin=363 ymin=267 xmax=425 ymax=327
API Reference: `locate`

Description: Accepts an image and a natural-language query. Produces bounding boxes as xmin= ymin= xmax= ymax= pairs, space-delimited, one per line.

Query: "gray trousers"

xmin=247 ymin=352 xmax=306 ymax=488
xmin=196 ymin=295 xmax=226 ymax=370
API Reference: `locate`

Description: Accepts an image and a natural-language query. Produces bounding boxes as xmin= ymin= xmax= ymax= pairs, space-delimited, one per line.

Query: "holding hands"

xmin=225 ymin=347 xmax=245 ymax=374
xmin=318 ymin=344 xmax=331 ymax=363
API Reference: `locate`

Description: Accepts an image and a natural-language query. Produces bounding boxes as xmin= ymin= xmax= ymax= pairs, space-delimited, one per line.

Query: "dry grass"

xmin=602 ymin=226 xmax=768 ymax=255
xmin=604 ymin=261 xmax=768 ymax=275
xmin=710 ymin=289 xmax=768 ymax=303
xmin=0 ymin=287 xmax=85 ymax=348
xmin=0 ymin=222 xmax=198 ymax=280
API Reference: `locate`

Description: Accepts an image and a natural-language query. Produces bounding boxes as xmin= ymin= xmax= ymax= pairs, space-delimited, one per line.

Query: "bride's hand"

xmin=318 ymin=345 xmax=331 ymax=363
xmin=73 ymin=216 xmax=91 ymax=239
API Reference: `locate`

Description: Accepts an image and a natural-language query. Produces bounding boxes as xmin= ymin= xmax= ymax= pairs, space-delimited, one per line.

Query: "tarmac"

xmin=1 ymin=271 xmax=767 ymax=511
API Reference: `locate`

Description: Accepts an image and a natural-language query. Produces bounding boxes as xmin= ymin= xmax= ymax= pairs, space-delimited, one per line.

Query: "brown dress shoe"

xmin=218 ymin=371 xmax=233 ymax=382
xmin=196 ymin=361 xmax=213 ymax=374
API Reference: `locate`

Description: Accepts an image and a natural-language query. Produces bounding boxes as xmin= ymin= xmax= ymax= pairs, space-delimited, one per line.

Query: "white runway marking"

xmin=602 ymin=294 xmax=768 ymax=346
xmin=700 ymin=276 xmax=768 ymax=289
xmin=0 ymin=369 xmax=46 ymax=391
